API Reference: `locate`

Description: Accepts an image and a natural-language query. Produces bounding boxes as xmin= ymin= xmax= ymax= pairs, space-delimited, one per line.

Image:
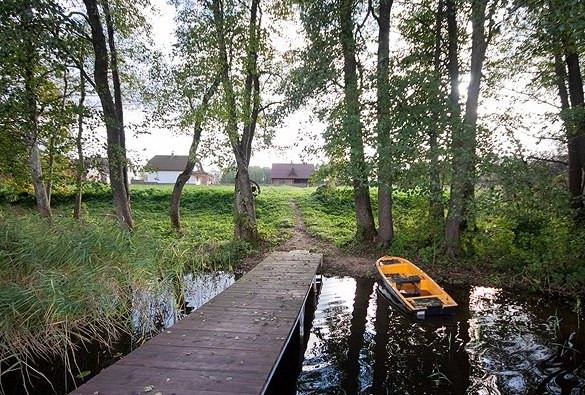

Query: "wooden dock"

xmin=72 ymin=250 xmax=322 ymax=395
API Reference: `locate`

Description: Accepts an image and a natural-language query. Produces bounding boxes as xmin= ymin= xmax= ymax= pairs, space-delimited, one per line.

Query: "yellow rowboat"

xmin=376 ymin=256 xmax=458 ymax=318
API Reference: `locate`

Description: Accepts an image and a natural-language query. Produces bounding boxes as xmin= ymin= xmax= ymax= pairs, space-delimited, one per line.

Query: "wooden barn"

xmin=270 ymin=163 xmax=315 ymax=187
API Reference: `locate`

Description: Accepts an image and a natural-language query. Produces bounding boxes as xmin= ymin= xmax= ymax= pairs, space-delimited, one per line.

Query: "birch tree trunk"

xmin=74 ymin=71 xmax=86 ymax=220
xmin=46 ymin=136 xmax=54 ymax=206
xmin=23 ymin=9 xmax=51 ymax=219
xmin=28 ymin=144 xmax=52 ymax=219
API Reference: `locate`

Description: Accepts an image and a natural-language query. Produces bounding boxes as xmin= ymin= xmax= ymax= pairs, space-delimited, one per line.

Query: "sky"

xmin=122 ymin=0 xmax=323 ymax=171
xmin=118 ymin=0 xmax=559 ymax=173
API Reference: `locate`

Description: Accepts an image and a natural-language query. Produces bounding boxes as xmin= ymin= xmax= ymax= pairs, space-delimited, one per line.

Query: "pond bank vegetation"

xmin=1 ymin=184 xmax=583 ymax=392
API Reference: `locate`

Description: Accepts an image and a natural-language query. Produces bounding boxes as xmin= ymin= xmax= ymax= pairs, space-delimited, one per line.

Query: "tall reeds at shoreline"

xmin=0 ymin=209 xmax=250 ymax=392
xmin=0 ymin=213 xmax=142 ymax=391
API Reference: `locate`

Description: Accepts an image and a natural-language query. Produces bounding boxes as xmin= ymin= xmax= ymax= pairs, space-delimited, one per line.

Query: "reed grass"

xmin=0 ymin=185 xmax=302 ymax=392
xmin=0 ymin=212 xmax=139 ymax=391
xmin=0 ymin=211 xmax=241 ymax=391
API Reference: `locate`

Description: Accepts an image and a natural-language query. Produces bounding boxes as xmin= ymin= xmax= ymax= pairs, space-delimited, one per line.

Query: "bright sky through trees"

xmin=116 ymin=0 xmax=556 ymax=171
xmin=117 ymin=0 xmax=323 ymax=170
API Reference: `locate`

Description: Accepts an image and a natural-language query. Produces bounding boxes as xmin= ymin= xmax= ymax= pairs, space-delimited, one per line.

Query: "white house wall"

xmin=145 ymin=171 xmax=199 ymax=184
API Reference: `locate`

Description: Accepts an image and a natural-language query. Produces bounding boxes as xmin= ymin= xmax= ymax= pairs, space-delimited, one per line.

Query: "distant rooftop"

xmin=147 ymin=155 xmax=209 ymax=174
xmin=271 ymin=163 xmax=315 ymax=179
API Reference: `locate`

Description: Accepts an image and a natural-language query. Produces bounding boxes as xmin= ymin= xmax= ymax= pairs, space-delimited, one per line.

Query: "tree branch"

xmin=368 ymin=0 xmax=380 ymax=23
xmin=485 ymin=0 xmax=500 ymax=46
xmin=527 ymin=155 xmax=568 ymax=166
xmin=259 ymin=100 xmax=284 ymax=113
xmin=355 ymin=1 xmax=372 ymax=42
xmin=66 ymin=11 xmax=90 ymax=24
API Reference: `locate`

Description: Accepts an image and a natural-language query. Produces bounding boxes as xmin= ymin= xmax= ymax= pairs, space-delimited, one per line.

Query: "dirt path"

xmin=237 ymin=200 xmax=498 ymax=287
xmin=239 ymin=201 xmax=378 ymax=278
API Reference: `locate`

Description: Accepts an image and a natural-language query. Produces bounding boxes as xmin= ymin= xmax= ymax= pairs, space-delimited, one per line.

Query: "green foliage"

xmin=0 ymin=0 xmax=96 ymax=205
xmin=471 ymin=157 xmax=585 ymax=287
xmin=295 ymin=184 xmax=585 ymax=289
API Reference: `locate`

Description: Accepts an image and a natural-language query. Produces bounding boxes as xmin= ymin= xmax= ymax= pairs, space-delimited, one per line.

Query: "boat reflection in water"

xmin=296 ymin=277 xmax=585 ymax=394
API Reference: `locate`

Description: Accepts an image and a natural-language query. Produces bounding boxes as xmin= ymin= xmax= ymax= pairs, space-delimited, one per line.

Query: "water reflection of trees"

xmin=298 ymin=280 xmax=584 ymax=394
xmin=298 ymin=278 xmax=470 ymax=394
xmin=342 ymin=278 xmax=375 ymax=393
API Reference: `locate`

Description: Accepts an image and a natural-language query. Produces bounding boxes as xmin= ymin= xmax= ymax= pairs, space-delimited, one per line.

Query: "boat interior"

xmin=377 ymin=260 xmax=455 ymax=307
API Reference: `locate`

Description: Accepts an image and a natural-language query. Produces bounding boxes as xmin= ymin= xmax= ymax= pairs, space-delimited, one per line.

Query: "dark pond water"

xmin=132 ymin=271 xmax=235 ymax=333
xmin=5 ymin=273 xmax=584 ymax=395
xmin=296 ymin=276 xmax=585 ymax=394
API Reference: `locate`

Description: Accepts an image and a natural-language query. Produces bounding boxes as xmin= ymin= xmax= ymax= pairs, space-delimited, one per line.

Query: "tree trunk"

xmin=83 ymin=0 xmax=133 ymax=230
xmin=429 ymin=0 xmax=445 ymax=224
xmin=74 ymin=70 xmax=86 ymax=220
xmin=46 ymin=136 xmax=54 ymax=206
xmin=446 ymin=0 xmax=460 ymax=113
xmin=29 ymin=144 xmax=52 ymax=218
xmin=170 ymin=159 xmax=196 ymax=232
xmin=23 ymin=15 xmax=51 ymax=219
xmin=445 ymin=0 xmax=488 ymax=257
xmin=444 ymin=0 xmax=462 ymax=256
xmin=461 ymin=0 xmax=489 ymax=217
xmin=211 ymin=0 xmax=260 ymax=243
xmin=234 ymin=166 xmax=259 ymax=241
xmin=102 ymin=0 xmax=130 ymax=200
xmin=375 ymin=0 xmax=394 ymax=247
xmin=563 ymin=49 xmax=585 ymax=215
xmin=340 ymin=0 xmax=377 ymax=242
xmin=234 ymin=0 xmax=260 ymax=243
xmin=46 ymin=70 xmax=69 ymax=206
xmin=170 ymin=78 xmax=219 ymax=231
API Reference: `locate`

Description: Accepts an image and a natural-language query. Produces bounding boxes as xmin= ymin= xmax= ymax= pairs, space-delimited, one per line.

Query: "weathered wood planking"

xmin=71 ymin=250 xmax=322 ymax=395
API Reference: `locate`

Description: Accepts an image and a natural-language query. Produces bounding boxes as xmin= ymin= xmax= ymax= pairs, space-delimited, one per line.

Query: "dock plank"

xmin=71 ymin=250 xmax=322 ymax=395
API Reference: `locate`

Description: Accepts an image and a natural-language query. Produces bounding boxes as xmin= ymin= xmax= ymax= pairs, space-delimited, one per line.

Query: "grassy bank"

xmin=0 ymin=185 xmax=304 ymax=391
xmin=298 ymin=186 xmax=585 ymax=291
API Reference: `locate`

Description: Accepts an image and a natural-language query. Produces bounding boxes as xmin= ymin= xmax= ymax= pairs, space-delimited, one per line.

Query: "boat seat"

xmin=391 ymin=275 xmax=421 ymax=285
xmin=390 ymin=275 xmax=421 ymax=296
xmin=411 ymin=297 xmax=443 ymax=308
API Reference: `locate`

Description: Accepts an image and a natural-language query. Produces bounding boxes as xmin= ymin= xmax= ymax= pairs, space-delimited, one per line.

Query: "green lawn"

xmin=55 ymin=184 xmax=309 ymax=245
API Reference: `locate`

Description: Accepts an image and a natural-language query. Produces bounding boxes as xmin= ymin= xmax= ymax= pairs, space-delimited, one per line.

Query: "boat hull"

xmin=376 ymin=256 xmax=457 ymax=317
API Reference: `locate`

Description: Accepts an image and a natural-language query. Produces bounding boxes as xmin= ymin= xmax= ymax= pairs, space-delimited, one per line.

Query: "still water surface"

xmin=296 ymin=277 xmax=585 ymax=394
xmin=7 ymin=273 xmax=582 ymax=394
xmin=132 ymin=271 xmax=235 ymax=332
